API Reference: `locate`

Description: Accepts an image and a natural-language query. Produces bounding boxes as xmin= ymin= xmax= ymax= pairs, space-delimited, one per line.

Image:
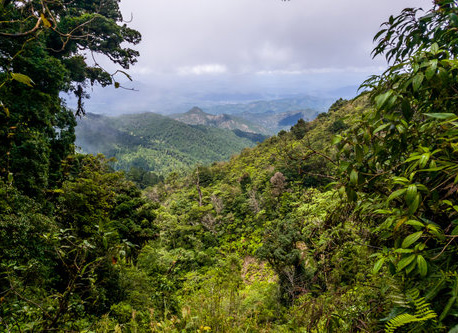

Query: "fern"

xmin=385 ymin=289 xmax=437 ymax=333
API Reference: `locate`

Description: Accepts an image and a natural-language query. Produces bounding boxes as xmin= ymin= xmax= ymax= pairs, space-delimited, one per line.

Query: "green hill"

xmin=170 ymin=107 xmax=269 ymax=134
xmin=75 ymin=112 xmax=267 ymax=175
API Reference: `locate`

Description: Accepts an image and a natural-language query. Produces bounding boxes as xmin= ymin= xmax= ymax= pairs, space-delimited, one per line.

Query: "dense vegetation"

xmin=75 ymin=112 xmax=265 ymax=177
xmin=1 ymin=1 xmax=458 ymax=332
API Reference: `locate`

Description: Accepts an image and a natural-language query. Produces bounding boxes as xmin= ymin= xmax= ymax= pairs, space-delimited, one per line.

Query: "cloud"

xmin=256 ymin=66 xmax=387 ymax=76
xmin=82 ymin=0 xmax=435 ymax=113
xmin=119 ymin=0 xmax=433 ymax=78
xmin=177 ymin=64 xmax=228 ymax=75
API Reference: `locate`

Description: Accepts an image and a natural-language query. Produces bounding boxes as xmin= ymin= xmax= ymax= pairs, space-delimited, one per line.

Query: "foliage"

xmin=334 ymin=1 xmax=458 ymax=330
xmin=0 ymin=0 xmax=140 ymax=196
xmin=0 ymin=155 xmax=157 ymax=331
xmin=3 ymin=1 xmax=458 ymax=331
xmin=75 ymin=112 xmax=262 ymax=175
xmin=385 ymin=289 xmax=437 ymax=333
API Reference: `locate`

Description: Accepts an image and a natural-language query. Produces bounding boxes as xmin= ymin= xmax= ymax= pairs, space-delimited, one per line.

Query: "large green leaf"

xmin=424 ymin=113 xmax=457 ymax=120
xmin=417 ymin=255 xmax=427 ymax=277
xmin=387 ymin=188 xmax=406 ymax=202
xmin=397 ymin=254 xmax=416 ymax=271
xmin=405 ymin=184 xmax=417 ymax=205
xmin=402 ymin=231 xmax=423 ymax=248
xmin=373 ymin=257 xmax=385 ymax=274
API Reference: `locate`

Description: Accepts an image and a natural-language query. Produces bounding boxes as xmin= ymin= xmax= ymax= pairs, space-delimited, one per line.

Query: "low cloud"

xmin=177 ymin=64 xmax=228 ymax=75
xmin=256 ymin=66 xmax=387 ymax=76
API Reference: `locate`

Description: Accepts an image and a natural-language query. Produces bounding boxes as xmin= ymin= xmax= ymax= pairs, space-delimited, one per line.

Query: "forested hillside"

xmin=1 ymin=1 xmax=458 ymax=332
xmin=170 ymin=107 xmax=268 ymax=134
xmin=76 ymin=112 xmax=266 ymax=177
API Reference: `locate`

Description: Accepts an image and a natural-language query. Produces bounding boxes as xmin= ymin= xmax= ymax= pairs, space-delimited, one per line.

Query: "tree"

xmin=335 ymin=1 xmax=458 ymax=329
xmin=0 ymin=0 xmax=141 ymax=196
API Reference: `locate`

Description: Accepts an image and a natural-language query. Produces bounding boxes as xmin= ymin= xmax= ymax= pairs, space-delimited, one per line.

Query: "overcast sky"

xmin=83 ymin=0 xmax=434 ymax=114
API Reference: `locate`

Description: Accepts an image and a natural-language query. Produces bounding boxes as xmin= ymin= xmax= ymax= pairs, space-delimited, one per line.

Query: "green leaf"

xmin=418 ymin=166 xmax=446 ymax=172
xmin=387 ymin=188 xmax=406 ymax=202
xmin=373 ymin=257 xmax=385 ymax=274
xmin=392 ymin=177 xmax=409 ymax=184
xmin=405 ymin=184 xmax=417 ymax=205
xmin=449 ymin=325 xmax=458 ymax=333
xmin=425 ymin=63 xmax=436 ymax=80
xmin=397 ymin=254 xmax=416 ymax=271
xmin=425 ymin=276 xmax=446 ymax=301
xmin=402 ymin=231 xmax=423 ymax=248
xmin=419 ymin=153 xmax=430 ymax=168
xmin=394 ymin=248 xmax=414 ymax=254
xmin=345 ymin=187 xmax=357 ymax=202
xmin=405 ymin=220 xmax=425 ymax=228
xmin=405 ymin=259 xmax=417 ymax=274
xmin=350 ymin=169 xmax=358 ymax=185
xmin=375 ymin=90 xmax=393 ymax=110
xmin=374 ymin=123 xmax=390 ymax=134
xmin=396 ymin=124 xmax=406 ymax=134
xmin=332 ymin=135 xmax=343 ymax=145
xmin=451 ymin=225 xmax=458 ymax=236
xmin=408 ymin=193 xmax=421 ymax=215
xmin=412 ymin=72 xmax=424 ymax=91
xmin=439 ymin=296 xmax=456 ymax=321
xmin=355 ymin=145 xmax=364 ymax=162
xmin=405 ymin=155 xmax=421 ymax=163
xmin=401 ymin=99 xmax=413 ymax=120
xmin=114 ymin=82 xmax=120 ymax=88
xmin=417 ymin=255 xmax=427 ymax=277
xmin=11 ymin=73 xmax=34 ymax=87
xmin=424 ymin=113 xmax=457 ymax=120
xmin=430 ymin=42 xmax=439 ymax=54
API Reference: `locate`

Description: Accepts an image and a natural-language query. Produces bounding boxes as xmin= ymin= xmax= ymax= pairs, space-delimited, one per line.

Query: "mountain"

xmin=190 ymin=95 xmax=333 ymax=134
xmin=170 ymin=107 xmax=269 ymax=134
xmin=75 ymin=112 xmax=267 ymax=175
xmin=239 ymin=108 xmax=321 ymax=133
xmin=204 ymin=95 xmax=333 ymax=116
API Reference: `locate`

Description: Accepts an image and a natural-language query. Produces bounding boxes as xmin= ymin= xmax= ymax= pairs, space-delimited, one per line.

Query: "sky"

xmin=80 ymin=0 xmax=434 ymax=114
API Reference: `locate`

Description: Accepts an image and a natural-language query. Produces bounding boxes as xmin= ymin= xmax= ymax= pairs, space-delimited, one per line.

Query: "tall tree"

xmin=0 ymin=0 xmax=141 ymax=196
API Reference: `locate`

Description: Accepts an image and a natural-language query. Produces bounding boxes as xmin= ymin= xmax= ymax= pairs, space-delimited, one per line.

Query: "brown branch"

xmin=431 ymin=236 xmax=456 ymax=260
xmin=0 ymin=16 xmax=42 ymax=37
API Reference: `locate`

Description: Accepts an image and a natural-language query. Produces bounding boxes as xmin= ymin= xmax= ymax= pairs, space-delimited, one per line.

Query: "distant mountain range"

xmin=75 ymin=95 xmax=338 ymax=175
xmin=192 ymin=95 xmax=331 ymax=134
xmin=203 ymin=95 xmax=332 ymax=116
xmin=171 ymin=103 xmax=324 ymax=134
xmin=170 ymin=107 xmax=269 ymax=134
xmin=236 ymin=109 xmax=321 ymax=134
xmin=75 ymin=112 xmax=267 ymax=175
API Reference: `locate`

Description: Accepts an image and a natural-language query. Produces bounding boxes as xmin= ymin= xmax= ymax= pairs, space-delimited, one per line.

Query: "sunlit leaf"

xmin=402 ymin=231 xmax=423 ymax=248
xmin=11 ymin=73 xmax=34 ymax=87
xmin=40 ymin=13 xmax=52 ymax=28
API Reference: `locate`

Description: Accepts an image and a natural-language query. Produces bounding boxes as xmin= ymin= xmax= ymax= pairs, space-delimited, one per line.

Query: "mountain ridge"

xmin=170 ymin=107 xmax=269 ymax=134
xmin=75 ymin=112 xmax=267 ymax=175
